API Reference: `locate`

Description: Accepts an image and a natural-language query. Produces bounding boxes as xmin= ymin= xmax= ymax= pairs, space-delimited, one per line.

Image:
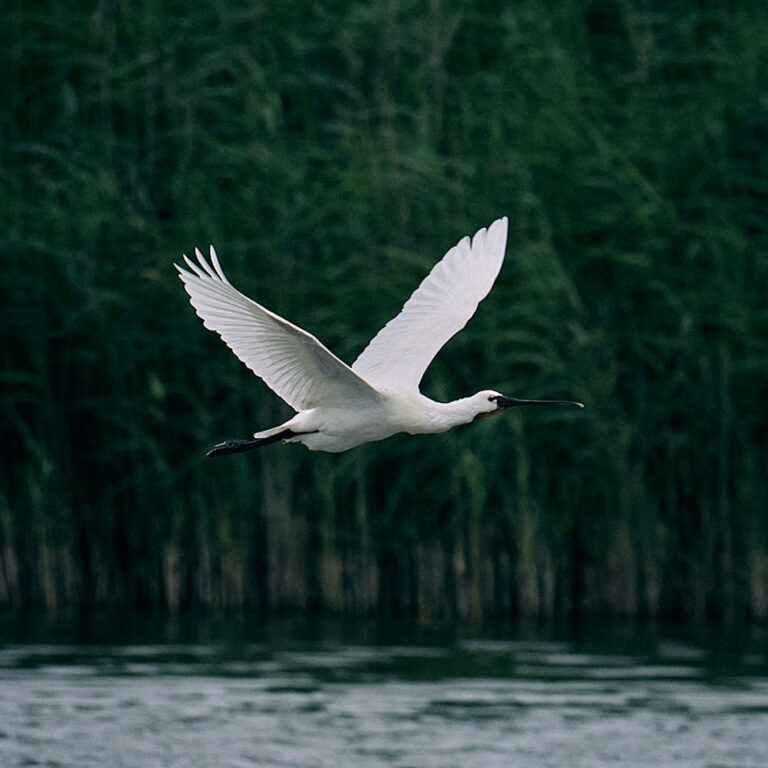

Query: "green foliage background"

xmin=1 ymin=0 xmax=767 ymax=621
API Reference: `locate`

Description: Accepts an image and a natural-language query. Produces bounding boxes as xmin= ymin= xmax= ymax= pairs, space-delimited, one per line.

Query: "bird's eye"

xmin=488 ymin=396 xmax=495 ymax=402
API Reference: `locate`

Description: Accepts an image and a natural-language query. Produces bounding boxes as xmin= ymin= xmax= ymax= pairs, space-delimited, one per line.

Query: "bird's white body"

xmin=176 ymin=217 xmax=582 ymax=455
xmin=265 ymin=390 xmax=491 ymax=453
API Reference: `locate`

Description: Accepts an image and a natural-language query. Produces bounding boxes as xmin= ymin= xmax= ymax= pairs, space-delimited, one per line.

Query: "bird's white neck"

xmin=423 ymin=395 xmax=485 ymax=432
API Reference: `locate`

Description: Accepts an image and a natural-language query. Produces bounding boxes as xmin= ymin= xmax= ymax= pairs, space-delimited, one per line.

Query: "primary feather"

xmin=352 ymin=216 xmax=508 ymax=392
xmin=175 ymin=247 xmax=379 ymax=411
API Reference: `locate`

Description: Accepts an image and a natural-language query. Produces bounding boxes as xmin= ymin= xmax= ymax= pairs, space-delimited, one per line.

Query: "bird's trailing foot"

xmin=206 ymin=439 xmax=264 ymax=458
xmin=206 ymin=430 xmax=295 ymax=458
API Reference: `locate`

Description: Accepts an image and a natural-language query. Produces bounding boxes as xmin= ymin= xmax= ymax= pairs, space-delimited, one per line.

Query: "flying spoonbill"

xmin=176 ymin=217 xmax=583 ymax=456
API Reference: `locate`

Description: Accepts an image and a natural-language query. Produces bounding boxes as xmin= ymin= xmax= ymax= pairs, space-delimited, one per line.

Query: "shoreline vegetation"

xmin=1 ymin=3 xmax=767 ymax=622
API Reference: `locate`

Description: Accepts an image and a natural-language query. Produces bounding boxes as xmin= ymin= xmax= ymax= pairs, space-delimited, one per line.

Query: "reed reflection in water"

xmin=1 ymin=618 xmax=767 ymax=767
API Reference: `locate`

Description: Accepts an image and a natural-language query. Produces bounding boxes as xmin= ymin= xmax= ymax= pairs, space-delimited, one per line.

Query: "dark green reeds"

xmin=1 ymin=1 xmax=767 ymax=621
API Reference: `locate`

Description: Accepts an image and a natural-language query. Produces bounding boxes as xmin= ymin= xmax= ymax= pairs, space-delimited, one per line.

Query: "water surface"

xmin=1 ymin=615 xmax=766 ymax=767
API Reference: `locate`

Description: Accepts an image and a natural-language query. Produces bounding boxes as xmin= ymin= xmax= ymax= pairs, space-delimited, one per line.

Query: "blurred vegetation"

xmin=1 ymin=0 xmax=767 ymax=622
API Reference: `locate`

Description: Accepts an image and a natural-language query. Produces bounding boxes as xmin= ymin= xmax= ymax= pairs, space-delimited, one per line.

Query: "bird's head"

xmin=471 ymin=390 xmax=584 ymax=421
xmin=470 ymin=390 xmax=508 ymax=420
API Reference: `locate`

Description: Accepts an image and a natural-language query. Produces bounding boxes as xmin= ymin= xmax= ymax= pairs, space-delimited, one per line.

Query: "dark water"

xmin=1 ymin=615 xmax=767 ymax=768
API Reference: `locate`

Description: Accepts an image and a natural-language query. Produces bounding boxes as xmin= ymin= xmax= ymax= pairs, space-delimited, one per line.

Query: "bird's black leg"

xmin=206 ymin=430 xmax=297 ymax=458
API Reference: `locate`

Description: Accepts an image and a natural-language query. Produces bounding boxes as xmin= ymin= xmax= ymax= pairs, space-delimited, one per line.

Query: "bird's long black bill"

xmin=497 ymin=397 xmax=584 ymax=409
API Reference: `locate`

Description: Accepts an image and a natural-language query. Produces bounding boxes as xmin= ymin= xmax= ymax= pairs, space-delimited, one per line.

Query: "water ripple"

xmin=0 ymin=631 xmax=766 ymax=767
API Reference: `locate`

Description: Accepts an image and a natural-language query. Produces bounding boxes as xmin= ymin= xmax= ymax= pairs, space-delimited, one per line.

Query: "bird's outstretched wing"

xmin=176 ymin=248 xmax=380 ymax=411
xmin=352 ymin=217 xmax=509 ymax=393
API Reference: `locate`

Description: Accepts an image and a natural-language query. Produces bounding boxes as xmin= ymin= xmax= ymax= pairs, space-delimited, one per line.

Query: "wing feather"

xmin=177 ymin=247 xmax=379 ymax=411
xmin=352 ymin=217 xmax=508 ymax=392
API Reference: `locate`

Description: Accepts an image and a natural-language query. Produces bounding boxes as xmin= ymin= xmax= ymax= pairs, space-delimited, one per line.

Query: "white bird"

xmin=176 ymin=217 xmax=583 ymax=456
